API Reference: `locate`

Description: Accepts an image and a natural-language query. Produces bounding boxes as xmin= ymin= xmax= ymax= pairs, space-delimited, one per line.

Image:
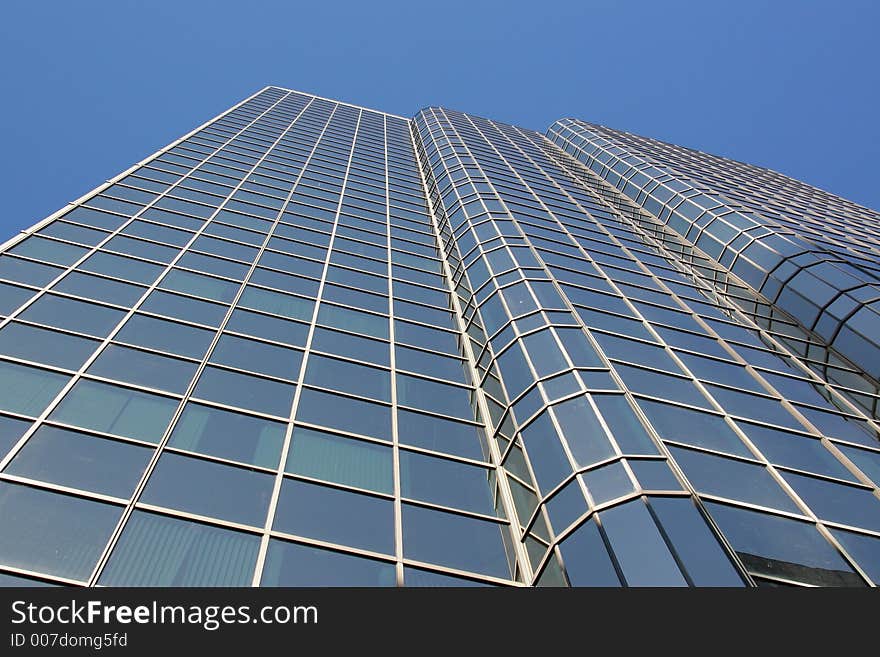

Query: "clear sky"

xmin=1 ymin=0 xmax=878 ymax=239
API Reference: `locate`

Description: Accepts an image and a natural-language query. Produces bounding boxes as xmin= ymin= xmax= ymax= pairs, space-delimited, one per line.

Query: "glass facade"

xmin=0 ymin=86 xmax=878 ymax=587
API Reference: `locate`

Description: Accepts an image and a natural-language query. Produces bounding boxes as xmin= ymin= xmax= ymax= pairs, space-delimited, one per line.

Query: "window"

xmin=552 ymin=396 xmax=616 ymax=467
xmin=19 ymin=294 xmax=125 ymax=337
xmin=295 ymin=389 xmax=391 ymax=440
xmin=99 ymin=511 xmax=259 ymax=586
xmin=160 ymin=269 xmax=239 ymax=303
xmin=400 ymin=450 xmax=493 ymax=515
xmin=141 ymin=453 xmax=274 ymax=526
xmin=396 ymin=374 xmax=472 ymax=419
xmin=53 ymin=272 xmax=146 ymax=307
xmin=556 ymin=519 xmax=621 ymax=586
xmin=5 ymin=425 xmax=152 ymax=498
xmin=226 ymin=308 xmax=309 ymax=347
xmin=193 ymin=366 xmax=295 ymax=417
xmin=88 ymin=345 xmax=198 ymax=394
xmin=274 ymin=479 xmax=394 ymax=554
xmin=0 ymin=361 xmax=69 ymax=417
xmin=141 ymin=290 xmax=228 ymax=327
xmin=397 ymin=409 xmax=485 ymax=460
xmin=401 ymin=503 xmax=510 ymax=578
xmin=305 ymin=355 xmax=390 ymax=402
xmin=285 ymin=427 xmax=392 ymax=494
xmin=168 ymin=402 xmax=285 ymax=468
xmin=0 ymin=482 xmax=121 ymax=581
xmin=0 ymin=323 xmax=99 ymax=371
xmin=637 ymin=399 xmax=750 ymax=457
xmin=50 ymin=379 xmax=177 ymax=443
xmin=115 ymin=314 xmax=215 ymax=360
xmin=261 ymin=540 xmax=395 ymax=586
xmin=210 ymin=334 xmax=302 ymax=381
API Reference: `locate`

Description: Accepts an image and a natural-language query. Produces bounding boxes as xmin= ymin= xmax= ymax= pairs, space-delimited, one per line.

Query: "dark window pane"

xmin=552 ymin=396 xmax=616 ymax=467
xmin=226 ymin=309 xmax=309 ymax=347
xmin=781 ymin=472 xmax=880 ymax=532
xmin=53 ymin=272 xmax=146 ymax=307
xmin=593 ymin=394 xmax=659 ymax=455
xmin=305 ymin=355 xmax=390 ymax=402
xmin=5 ymin=425 xmax=152 ymax=498
xmin=116 ymin=314 xmax=215 ymax=360
xmin=0 ymin=482 xmax=121 ymax=581
xmin=0 ymin=323 xmax=99 ymax=370
xmin=19 ymin=294 xmax=125 ymax=337
xmin=160 ymin=269 xmax=239 ymax=303
xmin=397 ymin=409 xmax=485 ymax=460
xmin=397 ymin=374 xmax=472 ymax=419
xmin=0 ymin=415 xmax=33 ymax=460
xmin=649 ymin=497 xmax=744 ymax=586
xmin=616 ymin=364 xmax=710 ymax=409
xmin=402 ymin=503 xmax=511 ymax=578
xmin=262 ymin=540 xmax=396 ymax=586
xmin=638 ymin=399 xmax=750 ymax=457
xmin=404 ymin=567 xmax=493 ymax=587
xmin=141 ymin=290 xmax=228 ymax=327
xmin=296 ymin=389 xmax=390 ymax=440
xmin=599 ymin=500 xmax=687 ymax=586
xmin=10 ymin=236 xmax=88 ymax=266
xmin=739 ymin=421 xmax=854 ymax=481
xmin=141 ymin=453 xmax=273 ymax=526
xmin=169 ymin=402 xmax=285 ymax=469
xmin=210 ymin=334 xmax=302 ymax=381
xmin=705 ymin=501 xmax=863 ymax=586
xmin=830 ymin=528 xmax=880 ymax=585
xmin=88 ymin=345 xmax=198 ymax=394
xmin=193 ymin=366 xmax=295 ymax=417
xmin=400 ymin=450 xmax=494 ymax=515
xmin=669 ymin=445 xmax=799 ymax=513
xmin=99 ymin=511 xmax=259 ymax=586
xmin=82 ymin=251 xmax=163 ymax=284
xmin=311 ymin=327 xmax=389 ymax=366
xmin=0 ymin=256 xmax=64 ymax=286
xmin=239 ymin=286 xmax=313 ymax=321
xmin=274 ymin=479 xmax=394 ymax=554
xmin=0 ymin=281 xmax=34 ymax=316
xmin=556 ymin=519 xmax=621 ymax=586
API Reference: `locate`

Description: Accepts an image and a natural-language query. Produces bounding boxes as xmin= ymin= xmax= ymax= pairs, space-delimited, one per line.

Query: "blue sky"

xmin=1 ymin=0 xmax=878 ymax=238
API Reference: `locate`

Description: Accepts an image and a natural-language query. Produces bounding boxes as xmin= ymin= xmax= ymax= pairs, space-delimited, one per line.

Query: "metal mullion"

xmin=251 ymin=105 xmax=364 ymax=587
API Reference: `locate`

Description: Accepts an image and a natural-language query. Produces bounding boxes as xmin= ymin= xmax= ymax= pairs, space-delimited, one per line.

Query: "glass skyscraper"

xmin=0 ymin=86 xmax=878 ymax=587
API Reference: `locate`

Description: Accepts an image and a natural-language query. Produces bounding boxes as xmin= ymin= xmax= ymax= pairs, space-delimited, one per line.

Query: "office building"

xmin=0 ymin=87 xmax=878 ymax=587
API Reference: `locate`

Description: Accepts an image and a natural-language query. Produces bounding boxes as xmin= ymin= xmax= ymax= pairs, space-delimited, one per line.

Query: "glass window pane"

xmin=705 ymin=501 xmax=863 ymax=586
xmin=19 ymin=294 xmax=125 ymax=337
xmin=98 ymin=511 xmax=259 ymax=586
xmin=88 ymin=344 xmax=198 ymax=394
xmin=738 ymin=421 xmax=854 ymax=481
xmin=141 ymin=453 xmax=273 ymax=526
xmin=274 ymin=479 xmax=394 ymax=554
xmin=669 ymin=445 xmax=799 ymax=513
xmin=81 ymin=251 xmax=163 ymax=285
xmin=312 ymin=327 xmax=389 ymax=366
xmin=226 ymin=308 xmax=309 ymax=347
xmin=397 ymin=374 xmax=472 ymax=418
xmin=318 ymin=304 xmax=388 ymax=339
xmin=617 ymin=364 xmax=710 ymax=409
xmin=638 ymin=399 xmax=750 ymax=457
xmin=210 ymin=334 xmax=302 ymax=381
xmin=830 ymin=528 xmax=880 ymax=585
xmin=296 ymin=389 xmax=391 ymax=440
xmin=160 ymin=269 xmax=239 ymax=303
xmin=0 ymin=281 xmax=34 ymax=316
xmin=0 ymin=415 xmax=33 ymax=460
xmin=780 ymin=472 xmax=880 ymax=532
xmin=556 ymin=519 xmax=621 ymax=586
xmin=402 ymin=503 xmax=511 ymax=578
xmin=304 ymin=355 xmax=390 ymax=402
xmin=0 ymin=361 xmax=68 ymax=417
xmin=400 ymin=450 xmax=494 ymax=515
xmin=0 ymin=256 xmax=64 ymax=286
xmin=397 ymin=409 xmax=485 ymax=460
xmin=599 ymin=500 xmax=687 ymax=586
xmin=552 ymin=396 xmax=616 ymax=467
xmin=116 ymin=314 xmax=215 ymax=360
xmin=0 ymin=482 xmax=121 ymax=581
xmin=239 ymin=286 xmax=313 ymax=321
xmin=286 ymin=427 xmax=392 ymax=494
xmin=141 ymin=290 xmax=228 ymax=327
xmin=193 ymin=366 xmax=295 ymax=417
xmin=396 ymin=346 xmax=467 ymax=383
xmin=593 ymin=394 xmax=659 ymax=455
xmin=0 ymin=323 xmax=99 ymax=370
xmin=50 ymin=379 xmax=177 ymax=443
xmin=649 ymin=497 xmax=744 ymax=586
xmin=262 ymin=539 xmax=396 ymax=586
xmin=53 ymin=271 xmax=146 ymax=307
xmin=168 ymin=402 xmax=285 ymax=469
xmin=582 ymin=461 xmax=633 ymax=504
xmin=10 ymin=236 xmax=88 ymax=266
xmin=403 ymin=566 xmax=493 ymax=587
xmin=5 ymin=425 xmax=152 ymax=498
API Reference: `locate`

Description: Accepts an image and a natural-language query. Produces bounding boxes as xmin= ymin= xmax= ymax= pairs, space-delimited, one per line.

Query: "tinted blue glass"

xmin=53 ymin=272 xmax=146 ymax=306
xmin=211 ymin=334 xmax=302 ymax=380
xmin=141 ymin=453 xmax=273 ymax=526
xmin=5 ymin=425 xmax=152 ymax=498
xmin=0 ymin=361 xmax=69 ymax=417
xmin=552 ymin=396 xmax=616 ymax=467
xmin=556 ymin=519 xmax=621 ymax=586
xmin=115 ymin=314 xmax=215 ymax=359
xmin=19 ymin=294 xmax=125 ymax=337
xmin=226 ymin=308 xmax=309 ymax=347
xmin=0 ymin=323 xmax=99 ymax=370
xmin=402 ymin=503 xmax=511 ymax=578
xmin=0 ymin=482 xmax=121 ymax=581
xmin=400 ymin=450 xmax=494 ymax=514
xmin=0 ymin=415 xmax=33 ymax=460
xmin=397 ymin=410 xmax=484 ymax=460
xmin=88 ymin=345 xmax=198 ymax=395
xmin=780 ymin=472 xmax=880 ymax=532
xmin=296 ymin=388 xmax=391 ymax=440
xmin=193 ymin=366 xmax=295 ymax=417
xmin=262 ymin=540 xmax=396 ymax=586
xmin=274 ymin=479 xmax=394 ymax=554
